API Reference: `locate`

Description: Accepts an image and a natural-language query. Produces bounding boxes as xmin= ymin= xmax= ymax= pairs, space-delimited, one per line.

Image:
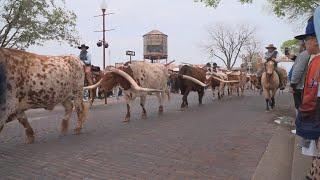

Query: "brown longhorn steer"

xmin=170 ymin=65 xmax=207 ymax=109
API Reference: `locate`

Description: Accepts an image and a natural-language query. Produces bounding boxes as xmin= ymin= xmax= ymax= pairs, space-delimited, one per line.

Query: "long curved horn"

xmin=111 ymin=68 xmax=163 ymax=92
xmin=210 ymin=76 xmax=239 ymax=83
xmin=182 ymin=75 xmax=207 ymax=87
xmin=83 ymin=78 xmax=104 ymax=90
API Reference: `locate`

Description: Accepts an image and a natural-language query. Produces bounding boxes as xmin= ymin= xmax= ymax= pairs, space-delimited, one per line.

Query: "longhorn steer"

xmin=85 ymin=61 xmax=169 ymax=122
xmin=0 ymin=48 xmax=89 ymax=144
xmin=225 ymin=71 xmax=247 ymax=96
xmin=170 ymin=65 xmax=207 ymax=109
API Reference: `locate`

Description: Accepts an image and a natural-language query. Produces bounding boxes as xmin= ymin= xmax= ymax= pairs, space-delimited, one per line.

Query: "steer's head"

xmin=99 ymin=66 xmax=133 ymax=91
xmin=168 ymin=73 xmax=181 ymax=93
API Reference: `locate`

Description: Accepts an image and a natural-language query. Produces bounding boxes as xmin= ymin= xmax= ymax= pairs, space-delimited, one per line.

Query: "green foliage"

xmin=0 ymin=0 xmax=79 ymax=49
xmin=197 ymin=0 xmax=319 ymax=20
xmin=196 ymin=0 xmax=252 ymax=8
xmin=280 ymin=39 xmax=299 ymax=54
xmin=267 ymin=0 xmax=319 ymax=20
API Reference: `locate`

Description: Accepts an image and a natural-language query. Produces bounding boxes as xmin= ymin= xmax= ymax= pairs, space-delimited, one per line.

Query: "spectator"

xmin=295 ymin=17 xmax=320 ymax=140
xmin=290 ymin=41 xmax=310 ymax=114
xmin=293 ymin=16 xmax=320 ymax=179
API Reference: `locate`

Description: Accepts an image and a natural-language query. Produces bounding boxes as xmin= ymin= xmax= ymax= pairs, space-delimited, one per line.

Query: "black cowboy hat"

xmin=78 ymin=44 xmax=89 ymax=50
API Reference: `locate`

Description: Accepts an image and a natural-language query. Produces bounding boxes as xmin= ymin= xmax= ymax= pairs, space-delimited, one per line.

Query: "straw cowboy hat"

xmin=78 ymin=44 xmax=89 ymax=50
xmin=265 ymin=44 xmax=277 ymax=50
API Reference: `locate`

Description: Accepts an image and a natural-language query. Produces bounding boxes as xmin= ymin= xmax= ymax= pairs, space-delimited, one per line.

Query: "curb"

xmin=290 ymin=135 xmax=313 ymax=180
xmin=252 ymin=126 xmax=294 ymax=180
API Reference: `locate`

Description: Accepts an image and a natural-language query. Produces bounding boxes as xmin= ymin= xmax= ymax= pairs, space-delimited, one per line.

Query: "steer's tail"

xmin=162 ymin=89 xmax=170 ymax=102
xmin=0 ymin=62 xmax=6 ymax=106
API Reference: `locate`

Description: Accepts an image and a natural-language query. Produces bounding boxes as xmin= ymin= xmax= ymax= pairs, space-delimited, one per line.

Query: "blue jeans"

xmin=296 ymin=111 xmax=320 ymax=140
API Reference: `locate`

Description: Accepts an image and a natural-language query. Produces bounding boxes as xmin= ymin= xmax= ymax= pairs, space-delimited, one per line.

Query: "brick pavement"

xmin=0 ymin=92 xmax=294 ymax=179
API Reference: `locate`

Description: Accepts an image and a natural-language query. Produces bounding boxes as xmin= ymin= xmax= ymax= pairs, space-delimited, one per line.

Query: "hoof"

xmin=180 ymin=107 xmax=187 ymax=111
xmin=26 ymin=136 xmax=35 ymax=144
xmin=123 ymin=117 xmax=130 ymax=123
xmin=60 ymin=120 xmax=69 ymax=135
xmin=141 ymin=113 xmax=147 ymax=119
xmin=74 ymin=128 xmax=82 ymax=135
xmin=158 ymin=106 xmax=164 ymax=114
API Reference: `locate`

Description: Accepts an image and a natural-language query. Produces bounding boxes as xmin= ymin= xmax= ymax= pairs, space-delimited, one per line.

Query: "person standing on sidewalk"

xmin=293 ymin=16 xmax=320 ymax=180
xmin=290 ymin=41 xmax=310 ymax=114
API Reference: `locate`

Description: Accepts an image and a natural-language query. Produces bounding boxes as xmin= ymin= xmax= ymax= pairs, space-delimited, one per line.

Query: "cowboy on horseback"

xmin=78 ymin=44 xmax=94 ymax=101
xmin=256 ymin=44 xmax=285 ymax=90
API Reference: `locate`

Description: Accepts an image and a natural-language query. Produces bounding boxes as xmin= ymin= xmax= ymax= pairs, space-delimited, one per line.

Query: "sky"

xmin=28 ymin=0 xmax=299 ymax=70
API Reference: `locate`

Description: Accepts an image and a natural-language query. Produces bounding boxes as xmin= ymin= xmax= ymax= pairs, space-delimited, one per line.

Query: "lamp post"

xmin=94 ymin=0 xmax=114 ymax=104
xmin=101 ymin=0 xmax=107 ymax=69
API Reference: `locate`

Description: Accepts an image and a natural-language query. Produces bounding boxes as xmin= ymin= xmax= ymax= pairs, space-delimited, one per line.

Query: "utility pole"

xmin=95 ymin=0 xmax=114 ymax=104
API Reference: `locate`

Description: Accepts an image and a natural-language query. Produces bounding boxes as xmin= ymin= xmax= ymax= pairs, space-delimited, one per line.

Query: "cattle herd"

xmin=0 ymin=48 xmax=276 ymax=144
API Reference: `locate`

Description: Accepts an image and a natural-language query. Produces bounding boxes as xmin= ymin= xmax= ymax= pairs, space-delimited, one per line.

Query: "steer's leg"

xmin=198 ymin=88 xmax=204 ymax=105
xmin=140 ymin=95 xmax=147 ymax=119
xmin=17 ymin=111 xmax=35 ymax=144
xmin=60 ymin=99 xmax=74 ymax=135
xmin=74 ymin=94 xmax=89 ymax=134
xmin=181 ymin=88 xmax=190 ymax=110
xmin=89 ymin=88 xmax=97 ymax=106
xmin=156 ymin=92 xmax=164 ymax=114
xmin=124 ymin=94 xmax=133 ymax=122
xmin=0 ymin=125 xmax=3 ymax=133
xmin=212 ymin=86 xmax=216 ymax=98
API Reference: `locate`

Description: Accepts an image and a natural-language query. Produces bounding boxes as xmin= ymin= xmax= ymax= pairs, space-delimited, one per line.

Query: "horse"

xmin=261 ymin=60 xmax=280 ymax=111
xmin=84 ymin=65 xmax=104 ymax=106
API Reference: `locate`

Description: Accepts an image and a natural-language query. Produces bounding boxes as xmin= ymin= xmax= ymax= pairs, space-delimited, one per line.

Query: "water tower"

xmin=143 ymin=30 xmax=168 ymax=63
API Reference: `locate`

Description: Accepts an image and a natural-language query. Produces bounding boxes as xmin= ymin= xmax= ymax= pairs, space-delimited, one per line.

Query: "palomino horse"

xmin=261 ymin=60 xmax=280 ymax=111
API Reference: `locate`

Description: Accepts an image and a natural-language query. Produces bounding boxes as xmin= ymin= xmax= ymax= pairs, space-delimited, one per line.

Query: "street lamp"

xmin=100 ymin=0 xmax=107 ymax=11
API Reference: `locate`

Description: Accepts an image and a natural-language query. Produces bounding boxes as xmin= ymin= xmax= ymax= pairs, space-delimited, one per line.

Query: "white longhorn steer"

xmin=0 ymin=48 xmax=89 ymax=144
xmin=85 ymin=61 xmax=170 ymax=122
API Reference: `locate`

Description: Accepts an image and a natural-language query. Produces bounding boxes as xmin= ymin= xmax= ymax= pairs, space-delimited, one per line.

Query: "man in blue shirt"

xmin=78 ymin=44 xmax=93 ymax=100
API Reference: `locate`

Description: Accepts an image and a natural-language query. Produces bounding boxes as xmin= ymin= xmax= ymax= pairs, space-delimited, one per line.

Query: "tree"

xmin=194 ymin=0 xmax=252 ymax=8
xmin=196 ymin=0 xmax=319 ymax=21
xmin=241 ymin=40 xmax=262 ymax=73
xmin=206 ymin=23 xmax=256 ymax=69
xmin=280 ymin=39 xmax=299 ymax=54
xmin=0 ymin=0 xmax=79 ymax=49
xmin=243 ymin=39 xmax=262 ymax=64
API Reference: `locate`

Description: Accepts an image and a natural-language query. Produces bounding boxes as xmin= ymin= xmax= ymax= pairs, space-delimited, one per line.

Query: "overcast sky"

xmin=29 ymin=0 xmax=298 ymax=69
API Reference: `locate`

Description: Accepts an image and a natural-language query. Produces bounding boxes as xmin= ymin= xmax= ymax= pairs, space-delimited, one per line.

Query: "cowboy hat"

xmin=78 ymin=44 xmax=89 ymax=50
xmin=295 ymin=17 xmax=316 ymax=40
xmin=265 ymin=44 xmax=277 ymax=50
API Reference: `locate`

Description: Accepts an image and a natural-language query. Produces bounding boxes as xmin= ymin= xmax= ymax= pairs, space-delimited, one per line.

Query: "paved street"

xmin=0 ymin=91 xmax=294 ymax=179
